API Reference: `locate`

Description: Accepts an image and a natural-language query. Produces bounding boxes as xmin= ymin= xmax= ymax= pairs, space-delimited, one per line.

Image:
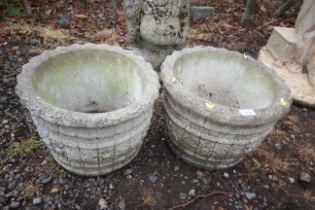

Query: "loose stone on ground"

xmin=32 ymin=197 xmax=42 ymax=205
xmin=191 ymin=6 xmax=215 ymax=21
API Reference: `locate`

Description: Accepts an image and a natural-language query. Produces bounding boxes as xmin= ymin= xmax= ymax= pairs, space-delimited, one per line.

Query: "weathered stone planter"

xmin=161 ymin=47 xmax=291 ymax=169
xmin=16 ymin=44 xmax=159 ymax=176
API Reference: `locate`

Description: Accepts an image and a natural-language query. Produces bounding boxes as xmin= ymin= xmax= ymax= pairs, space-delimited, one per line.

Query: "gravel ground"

xmin=0 ymin=0 xmax=314 ymax=209
xmin=0 ymin=38 xmax=314 ymax=210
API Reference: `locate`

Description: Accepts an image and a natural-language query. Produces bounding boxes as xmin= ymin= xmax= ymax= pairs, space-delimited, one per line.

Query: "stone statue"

xmin=124 ymin=0 xmax=190 ymax=69
xmin=295 ymin=0 xmax=315 ymax=87
xmin=258 ymin=0 xmax=315 ymax=106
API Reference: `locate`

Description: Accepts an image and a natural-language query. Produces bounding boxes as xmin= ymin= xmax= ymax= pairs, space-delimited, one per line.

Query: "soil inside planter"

xmin=31 ymin=50 xmax=144 ymax=113
xmin=174 ymin=51 xmax=279 ymax=109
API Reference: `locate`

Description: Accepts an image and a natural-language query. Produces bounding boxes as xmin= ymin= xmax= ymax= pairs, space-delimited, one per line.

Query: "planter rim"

xmin=16 ymin=43 xmax=160 ymax=128
xmin=160 ymin=46 xmax=292 ymax=126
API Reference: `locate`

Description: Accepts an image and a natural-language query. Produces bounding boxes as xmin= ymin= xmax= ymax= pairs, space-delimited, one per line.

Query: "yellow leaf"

xmin=171 ymin=76 xmax=177 ymax=83
xmin=280 ymin=98 xmax=288 ymax=107
xmin=50 ymin=186 xmax=60 ymax=193
xmin=205 ymin=102 xmax=215 ymax=110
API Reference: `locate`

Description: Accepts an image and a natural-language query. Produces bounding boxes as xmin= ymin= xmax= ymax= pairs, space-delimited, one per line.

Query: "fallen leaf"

xmin=50 ymin=186 xmax=60 ymax=193
xmin=188 ymin=189 xmax=196 ymax=197
xmin=218 ymin=20 xmax=233 ymax=29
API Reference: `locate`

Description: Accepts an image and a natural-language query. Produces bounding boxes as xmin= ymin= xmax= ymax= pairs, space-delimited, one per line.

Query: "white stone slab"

xmin=258 ymin=47 xmax=315 ymax=107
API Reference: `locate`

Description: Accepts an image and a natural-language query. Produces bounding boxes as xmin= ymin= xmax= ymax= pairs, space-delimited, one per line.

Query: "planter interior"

xmin=174 ymin=51 xmax=279 ymax=109
xmin=32 ymin=50 xmax=143 ymax=113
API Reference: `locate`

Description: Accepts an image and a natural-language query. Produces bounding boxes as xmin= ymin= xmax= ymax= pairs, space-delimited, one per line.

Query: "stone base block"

xmin=266 ymin=27 xmax=297 ymax=62
xmin=258 ymin=47 xmax=315 ymax=107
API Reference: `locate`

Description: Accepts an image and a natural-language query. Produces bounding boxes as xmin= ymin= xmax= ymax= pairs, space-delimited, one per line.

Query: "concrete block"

xmin=191 ymin=6 xmax=215 ymax=21
xmin=266 ymin=27 xmax=297 ymax=62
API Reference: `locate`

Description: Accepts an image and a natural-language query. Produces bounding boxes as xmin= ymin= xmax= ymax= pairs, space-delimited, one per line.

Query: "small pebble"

xmin=196 ymin=170 xmax=204 ymax=178
xmin=33 ymin=197 xmax=42 ymax=205
xmin=98 ymin=198 xmax=107 ymax=209
xmin=191 ymin=179 xmax=199 ymax=184
xmin=223 ymin=172 xmax=230 ymax=179
xmin=299 ymin=172 xmax=311 ymax=183
xmin=179 ymin=192 xmax=188 ymax=200
xmin=5 ymin=192 xmax=14 ymax=198
xmin=9 ymin=201 xmax=21 ymax=209
xmin=288 ymin=177 xmax=295 ymax=184
xmin=268 ymin=175 xmax=278 ymax=181
xmin=118 ymin=199 xmax=126 ymax=210
xmin=245 ymin=192 xmax=256 ymax=200
xmin=252 ymin=158 xmax=261 ymax=168
xmin=7 ymin=181 xmax=17 ymax=191
xmin=41 ymin=175 xmax=52 ymax=184
xmin=123 ymin=169 xmax=133 ymax=176
xmin=148 ymin=175 xmax=158 ymax=183
xmin=16 ymin=197 xmax=23 ymax=202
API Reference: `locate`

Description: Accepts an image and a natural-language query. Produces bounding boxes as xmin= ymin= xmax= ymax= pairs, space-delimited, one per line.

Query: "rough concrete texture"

xmin=308 ymin=58 xmax=315 ymax=87
xmin=160 ymin=46 xmax=291 ymax=169
xmin=16 ymin=43 xmax=160 ymax=176
xmin=258 ymin=47 xmax=315 ymax=107
xmin=191 ymin=6 xmax=215 ymax=21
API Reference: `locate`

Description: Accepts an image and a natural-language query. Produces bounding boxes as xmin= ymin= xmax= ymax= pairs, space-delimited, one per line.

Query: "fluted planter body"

xmin=16 ymin=44 xmax=159 ymax=176
xmin=161 ymin=47 xmax=291 ymax=169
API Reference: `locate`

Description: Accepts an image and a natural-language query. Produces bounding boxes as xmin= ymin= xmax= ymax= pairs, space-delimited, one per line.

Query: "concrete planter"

xmin=16 ymin=44 xmax=159 ymax=176
xmin=161 ymin=47 xmax=291 ymax=169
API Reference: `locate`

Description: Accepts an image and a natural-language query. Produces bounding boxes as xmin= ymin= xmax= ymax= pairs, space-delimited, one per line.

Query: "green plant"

xmin=0 ymin=0 xmax=20 ymax=17
xmin=210 ymin=23 xmax=220 ymax=32
xmin=5 ymin=136 xmax=43 ymax=156
xmin=79 ymin=0 xmax=89 ymax=9
xmin=201 ymin=23 xmax=221 ymax=33
xmin=7 ymin=4 xmax=20 ymax=16
xmin=57 ymin=14 xmax=69 ymax=27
